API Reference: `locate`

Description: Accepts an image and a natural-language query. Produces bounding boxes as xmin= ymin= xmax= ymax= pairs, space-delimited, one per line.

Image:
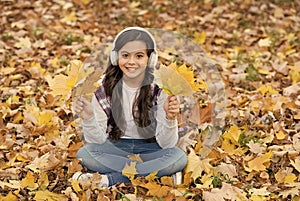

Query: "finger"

xmin=80 ymin=97 xmax=90 ymax=104
xmin=74 ymin=106 xmax=82 ymax=113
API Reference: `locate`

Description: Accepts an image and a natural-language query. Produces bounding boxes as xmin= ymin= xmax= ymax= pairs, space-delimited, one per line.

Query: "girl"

xmin=73 ymin=27 xmax=187 ymax=187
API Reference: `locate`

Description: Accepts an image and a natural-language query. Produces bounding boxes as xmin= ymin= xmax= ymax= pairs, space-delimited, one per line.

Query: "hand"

xmin=164 ymin=95 xmax=180 ymax=120
xmin=73 ymin=97 xmax=94 ymax=120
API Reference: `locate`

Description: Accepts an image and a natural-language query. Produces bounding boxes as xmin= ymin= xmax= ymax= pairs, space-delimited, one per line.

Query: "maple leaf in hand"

xmin=72 ymin=69 xmax=103 ymax=101
xmin=47 ymin=60 xmax=94 ymax=99
xmin=154 ymin=62 xmax=206 ymax=96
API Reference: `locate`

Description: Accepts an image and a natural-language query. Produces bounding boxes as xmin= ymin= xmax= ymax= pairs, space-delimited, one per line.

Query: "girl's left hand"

xmin=164 ymin=95 xmax=180 ymax=120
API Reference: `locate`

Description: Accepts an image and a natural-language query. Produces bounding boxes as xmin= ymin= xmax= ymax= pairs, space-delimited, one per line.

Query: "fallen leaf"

xmin=21 ymin=171 xmax=38 ymax=190
xmin=122 ymin=161 xmax=138 ymax=180
xmin=185 ymin=148 xmax=213 ymax=180
xmin=244 ymin=151 xmax=272 ymax=172
xmin=34 ymin=190 xmax=68 ymax=201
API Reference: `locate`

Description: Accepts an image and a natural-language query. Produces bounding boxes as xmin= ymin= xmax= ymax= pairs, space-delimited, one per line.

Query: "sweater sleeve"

xmin=155 ymin=92 xmax=179 ymax=148
xmin=81 ymin=94 xmax=108 ymax=144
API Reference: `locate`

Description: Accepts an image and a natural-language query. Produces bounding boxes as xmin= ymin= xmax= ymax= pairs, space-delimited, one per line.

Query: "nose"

xmin=127 ymin=56 xmax=135 ymax=65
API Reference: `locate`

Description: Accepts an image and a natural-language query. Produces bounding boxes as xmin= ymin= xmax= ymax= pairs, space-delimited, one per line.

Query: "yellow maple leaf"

xmin=160 ymin=176 xmax=174 ymax=186
xmin=61 ymin=11 xmax=77 ymax=23
xmin=275 ymin=169 xmax=297 ymax=184
xmin=185 ymin=148 xmax=213 ymax=180
xmin=72 ymin=69 xmax=103 ymax=101
xmin=223 ymin=125 xmax=241 ymax=144
xmin=145 ymin=171 xmax=158 ymax=181
xmin=38 ymin=110 xmax=55 ymax=126
xmin=38 ymin=172 xmax=49 ymax=190
xmin=1 ymin=191 xmax=17 ymax=201
xmin=194 ymin=31 xmax=206 ymax=45
xmin=289 ymin=62 xmax=300 ymax=84
xmin=154 ymin=63 xmax=204 ymax=96
xmin=141 ymin=182 xmax=171 ymax=197
xmin=122 ymin=161 xmax=138 ymax=180
xmin=34 ymin=190 xmax=68 ymax=201
xmin=244 ymin=151 xmax=272 ymax=172
xmin=48 ymin=60 xmax=94 ymax=99
xmin=276 ymin=130 xmax=286 ymax=140
xmin=258 ymin=85 xmax=279 ymax=96
xmin=47 ymin=74 xmax=70 ymax=97
xmin=21 ymin=171 xmax=39 ymax=190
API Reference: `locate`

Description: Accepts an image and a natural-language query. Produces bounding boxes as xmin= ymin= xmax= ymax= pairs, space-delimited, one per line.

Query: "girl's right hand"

xmin=73 ymin=97 xmax=94 ymax=120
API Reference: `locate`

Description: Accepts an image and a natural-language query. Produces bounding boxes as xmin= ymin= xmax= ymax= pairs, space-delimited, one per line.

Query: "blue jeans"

xmin=76 ymin=139 xmax=187 ymax=186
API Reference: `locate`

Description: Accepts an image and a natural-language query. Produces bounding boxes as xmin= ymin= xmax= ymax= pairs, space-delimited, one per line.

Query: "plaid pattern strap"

xmin=94 ymin=83 xmax=111 ymax=116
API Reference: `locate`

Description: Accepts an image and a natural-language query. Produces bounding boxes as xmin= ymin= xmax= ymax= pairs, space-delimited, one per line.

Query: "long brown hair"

xmin=103 ymin=28 xmax=157 ymax=141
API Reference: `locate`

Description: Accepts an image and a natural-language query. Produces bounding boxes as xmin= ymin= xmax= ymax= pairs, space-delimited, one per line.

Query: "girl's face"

xmin=118 ymin=40 xmax=149 ymax=85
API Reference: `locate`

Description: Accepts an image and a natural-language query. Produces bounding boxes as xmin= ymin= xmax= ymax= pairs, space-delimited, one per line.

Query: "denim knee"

xmin=174 ymin=147 xmax=188 ymax=171
xmin=76 ymin=144 xmax=92 ymax=160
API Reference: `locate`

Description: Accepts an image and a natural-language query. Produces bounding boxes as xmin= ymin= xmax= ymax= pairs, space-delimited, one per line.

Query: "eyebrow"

xmin=120 ymin=50 xmax=146 ymax=54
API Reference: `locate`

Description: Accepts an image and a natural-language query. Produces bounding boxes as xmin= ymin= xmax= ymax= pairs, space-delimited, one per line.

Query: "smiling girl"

xmin=73 ymin=27 xmax=187 ymax=187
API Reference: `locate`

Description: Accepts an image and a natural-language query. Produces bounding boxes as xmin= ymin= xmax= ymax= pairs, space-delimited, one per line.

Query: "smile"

xmin=125 ymin=67 xmax=138 ymax=72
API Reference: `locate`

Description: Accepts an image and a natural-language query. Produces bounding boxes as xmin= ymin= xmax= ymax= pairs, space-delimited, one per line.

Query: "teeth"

xmin=127 ymin=67 xmax=137 ymax=72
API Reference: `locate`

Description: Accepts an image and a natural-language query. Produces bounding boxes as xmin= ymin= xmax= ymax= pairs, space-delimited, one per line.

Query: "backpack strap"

xmin=94 ymin=83 xmax=111 ymax=117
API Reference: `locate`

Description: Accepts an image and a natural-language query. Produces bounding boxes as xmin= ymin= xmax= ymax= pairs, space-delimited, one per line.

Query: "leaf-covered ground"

xmin=1 ymin=0 xmax=300 ymax=200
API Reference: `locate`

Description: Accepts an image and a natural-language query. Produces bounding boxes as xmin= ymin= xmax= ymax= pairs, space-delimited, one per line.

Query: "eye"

xmin=136 ymin=54 xmax=144 ymax=59
xmin=121 ymin=53 xmax=128 ymax=58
